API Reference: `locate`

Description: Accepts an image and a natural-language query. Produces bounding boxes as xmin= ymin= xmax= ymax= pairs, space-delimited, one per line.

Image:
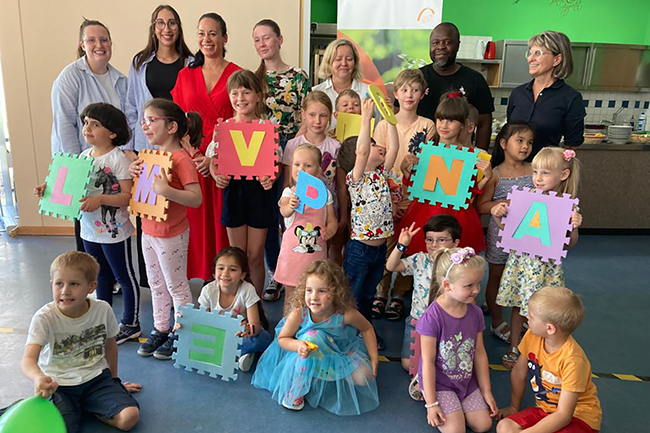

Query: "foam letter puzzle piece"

xmin=39 ymin=152 xmax=94 ymax=221
xmin=407 ymin=142 xmax=478 ymax=210
xmin=294 ymin=170 xmax=328 ymax=214
xmin=213 ymin=119 xmax=279 ymax=180
xmin=129 ymin=149 xmax=172 ymax=222
xmin=497 ymin=188 xmax=578 ymax=263
xmin=367 ymin=84 xmax=397 ymax=125
xmin=408 ymin=318 xmax=421 ymax=377
xmin=335 ymin=112 xmax=375 ymax=142
xmin=172 ymin=304 xmax=244 ymax=381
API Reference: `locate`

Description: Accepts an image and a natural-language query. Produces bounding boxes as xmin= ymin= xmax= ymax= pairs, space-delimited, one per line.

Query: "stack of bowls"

xmin=607 ymin=125 xmax=632 ymax=144
xmin=585 ymin=124 xmax=607 ymax=134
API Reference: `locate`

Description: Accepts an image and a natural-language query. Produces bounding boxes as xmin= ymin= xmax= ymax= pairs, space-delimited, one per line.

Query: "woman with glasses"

xmin=171 ymin=13 xmax=241 ymax=282
xmin=124 ymin=5 xmax=193 ymax=287
xmin=507 ymin=31 xmax=585 ymax=159
xmin=51 ymin=18 xmax=127 ymax=252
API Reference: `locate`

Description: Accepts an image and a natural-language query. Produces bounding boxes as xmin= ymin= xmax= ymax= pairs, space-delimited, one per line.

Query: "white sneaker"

xmin=263 ymin=277 xmax=284 ymax=301
xmin=238 ymin=353 xmax=255 ymax=372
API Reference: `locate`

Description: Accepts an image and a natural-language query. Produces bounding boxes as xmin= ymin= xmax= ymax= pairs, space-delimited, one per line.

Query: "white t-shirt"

xmin=198 ymin=280 xmax=260 ymax=320
xmin=400 ymin=252 xmax=435 ymax=320
xmin=93 ymin=71 xmax=121 ymax=108
xmin=280 ymin=186 xmax=333 ymax=228
xmin=26 ymin=299 xmax=119 ymax=386
xmin=80 ymin=147 xmax=134 ymax=244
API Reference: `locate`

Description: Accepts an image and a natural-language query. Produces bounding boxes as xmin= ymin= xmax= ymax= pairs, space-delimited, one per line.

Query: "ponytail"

xmin=186 ymin=112 xmax=204 ymax=148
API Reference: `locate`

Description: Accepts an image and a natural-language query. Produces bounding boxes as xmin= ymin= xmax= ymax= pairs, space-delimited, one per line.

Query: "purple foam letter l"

xmin=133 ymin=163 xmax=160 ymax=205
xmin=50 ymin=166 xmax=73 ymax=206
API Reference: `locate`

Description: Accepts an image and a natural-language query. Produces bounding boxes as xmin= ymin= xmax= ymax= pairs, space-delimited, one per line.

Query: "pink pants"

xmin=142 ymin=229 xmax=192 ymax=332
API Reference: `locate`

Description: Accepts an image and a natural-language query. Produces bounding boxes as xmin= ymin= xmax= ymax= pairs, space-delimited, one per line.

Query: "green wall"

xmin=312 ymin=0 xmax=650 ymax=45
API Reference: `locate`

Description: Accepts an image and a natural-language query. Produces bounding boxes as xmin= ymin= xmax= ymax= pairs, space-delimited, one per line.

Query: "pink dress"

xmin=274 ymin=187 xmax=329 ymax=287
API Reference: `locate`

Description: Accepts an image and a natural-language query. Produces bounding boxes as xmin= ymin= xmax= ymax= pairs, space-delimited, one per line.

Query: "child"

xmin=372 ymin=68 xmax=436 ymax=322
xmin=274 ymin=144 xmax=337 ymax=309
xmin=252 ymin=260 xmax=379 ymax=415
xmin=476 ymin=122 xmax=534 ymax=344
xmin=417 ymin=247 xmax=497 ymax=433
xmin=343 ymin=97 xmax=398 ymax=326
xmin=21 ymin=252 xmax=140 ymax=433
xmin=34 ymin=103 xmax=141 ymax=345
xmin=129 ymin=98 xmax=202 ymax=360
xmin=496 ymin=287 xmax=602 ymax=433
xmin=181 ymin=247 xmax=271 ymax=372
xmin=396 ymin=92 xmax=492 ymax=258
xmin=492 ymin=147 xmax=582 ymax=368
xmin=385 ymin=215 xmax=461 ymax=373
xmin=208 ymin=70 xmax=277 ymax=297
xmin=281 ymin=91 xmax=342 ymax=263
xmin=335 ymin=88 xmax=362 ymax=115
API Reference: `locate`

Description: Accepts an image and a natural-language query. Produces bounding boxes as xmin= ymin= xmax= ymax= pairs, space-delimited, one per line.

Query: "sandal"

xmin=282 ymin=396 xmax=305 ymax=411
xmin=502 ymin=347 xmax=520 ymax=370
xmin=408 ymin=374 xmax=424 ymax=401
xmin=490 ymin=321 xmax=511 ymax=343
xmin=372 ymin=296 xmax=387 ymax=319
xmin=385 ymin=297 xmax=404 ymax=321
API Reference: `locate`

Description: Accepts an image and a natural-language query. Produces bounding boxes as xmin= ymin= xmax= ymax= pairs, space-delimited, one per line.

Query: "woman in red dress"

xmin=172 ymin=13 xmax=241 ymax=280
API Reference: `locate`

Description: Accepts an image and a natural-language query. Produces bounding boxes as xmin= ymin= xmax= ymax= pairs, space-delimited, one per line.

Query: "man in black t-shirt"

xmin=417 ymin=22 xmax=494 ymax=150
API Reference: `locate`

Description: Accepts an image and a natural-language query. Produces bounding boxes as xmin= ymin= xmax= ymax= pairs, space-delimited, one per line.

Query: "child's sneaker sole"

xmin=238 ymin=353 xmax=255 ymax=372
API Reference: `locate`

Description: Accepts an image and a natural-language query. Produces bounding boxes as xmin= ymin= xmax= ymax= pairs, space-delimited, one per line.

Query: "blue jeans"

xmin=240 ymin=329 xmax=272 ymax=355
xmin=343 ymin=240 xmax=387 ymax=323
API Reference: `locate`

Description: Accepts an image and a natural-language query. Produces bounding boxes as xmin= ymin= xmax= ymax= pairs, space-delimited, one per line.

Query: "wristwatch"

xmin=396 ymin=242 xmax=408 ymax=253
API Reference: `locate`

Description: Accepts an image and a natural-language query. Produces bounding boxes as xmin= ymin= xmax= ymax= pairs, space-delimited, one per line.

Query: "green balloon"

xmin=0 ymin=396 xmax=66 ymax=433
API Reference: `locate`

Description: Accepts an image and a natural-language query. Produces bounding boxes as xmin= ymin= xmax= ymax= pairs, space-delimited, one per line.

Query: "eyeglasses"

xmin=154 ymin=19 xmax=179 ymax=30
xmin=141 ymin=116 xmax=173 ymax=126
xmin=425 ymin=237 xmax=453 ymax=245
xmin=83 ymin=37 xmax=111 ymax=45
xmin=525 ymin=49 xmax=552 ymax=59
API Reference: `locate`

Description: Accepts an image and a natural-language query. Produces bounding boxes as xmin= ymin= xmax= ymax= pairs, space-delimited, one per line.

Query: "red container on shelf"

xmin=484 ymin=41 xmax=496 ymax=60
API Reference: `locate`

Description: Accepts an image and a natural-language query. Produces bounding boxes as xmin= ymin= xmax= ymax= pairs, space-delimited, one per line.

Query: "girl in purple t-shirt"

xmin=416 ymin=247 xmax=497 ymax=433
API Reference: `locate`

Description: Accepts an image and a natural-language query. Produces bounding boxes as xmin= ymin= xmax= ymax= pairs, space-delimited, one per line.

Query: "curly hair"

xmin=289 ymin=260 xmax=356 ymax=314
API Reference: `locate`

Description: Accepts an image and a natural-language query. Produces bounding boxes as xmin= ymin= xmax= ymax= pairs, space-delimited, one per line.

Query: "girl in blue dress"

xmin=252 ymin=260 xmax=379 ymax=415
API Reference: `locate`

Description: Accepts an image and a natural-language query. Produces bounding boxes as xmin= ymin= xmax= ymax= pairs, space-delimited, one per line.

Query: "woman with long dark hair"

xmin=171 ymin=12 xmax=241 ymax=281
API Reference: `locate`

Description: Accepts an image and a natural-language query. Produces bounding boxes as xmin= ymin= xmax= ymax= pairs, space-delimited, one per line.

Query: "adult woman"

xmin=507 ymin=31 xmax=585 ymax=159
xmin=51 ymin=19 xmax=127 ymax=252
xmin=312 ymin=39 xmax=367 ymax=130
xmin=252 ymin=19 xmax=309 ymax=300
xmin=124 ymin=5 xmax=193 ymax=287
xmin=171 ymin=12 xmax=240 ymax=281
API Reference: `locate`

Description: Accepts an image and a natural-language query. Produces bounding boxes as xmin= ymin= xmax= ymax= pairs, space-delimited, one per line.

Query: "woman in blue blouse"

xmin=507 ymin=31 xmax=585 ymax=159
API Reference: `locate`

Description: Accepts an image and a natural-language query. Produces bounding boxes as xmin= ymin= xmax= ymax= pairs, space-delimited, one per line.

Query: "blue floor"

xmin=0 ymin=234 xmax=648 ymax=432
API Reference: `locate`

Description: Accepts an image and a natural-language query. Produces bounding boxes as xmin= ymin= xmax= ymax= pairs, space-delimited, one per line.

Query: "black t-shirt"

xmin=507 ymin=79 xmax=585 ymax=159
xmin=146 ymin=56 xmax=184 ymax=100
xmin=416 ymin=63 xmax=494 ymax=120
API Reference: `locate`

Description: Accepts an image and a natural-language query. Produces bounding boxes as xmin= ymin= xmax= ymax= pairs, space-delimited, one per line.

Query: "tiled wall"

xmin=491 ymin=88 xmax=650 ymax=127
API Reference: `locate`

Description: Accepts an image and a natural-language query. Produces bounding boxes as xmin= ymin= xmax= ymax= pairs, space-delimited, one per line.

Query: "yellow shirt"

xmin=518 ymin=331 xmax=602 ymax=430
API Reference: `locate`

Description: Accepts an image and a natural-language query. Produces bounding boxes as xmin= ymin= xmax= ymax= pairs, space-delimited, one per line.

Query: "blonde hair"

xmin=428 ymin=248 xmax=486 ymax=305
xmin=532 ymin=147 xmax=581 ymax=198
xmin=528 ymin=31 xmax=574 ymax=80
xmin=318 ymin=39 xmax=363 ymax=81
xmin=393 ymin=69 xmax=427 ymax=94
xmin=302 ymin=90 xmax=333 ymax=115
xmin=335 ymin=89 xmax=361 ymax=110
xmin=529 ymin=286 xmax=584 ymax=333
xmin=50 ymin=251 xmax=100 ymax=283
xmin=290 ymin=260 xmax=356 ymax=314
xmin=290 ymin=144 xmax=322 ymax=186
xmin=227 ymin=69 xmax=269 ymax=119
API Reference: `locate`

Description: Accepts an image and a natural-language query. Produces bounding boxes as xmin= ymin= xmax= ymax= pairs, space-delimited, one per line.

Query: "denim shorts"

xmin=51 ymin=369 xmax=139 ymax=433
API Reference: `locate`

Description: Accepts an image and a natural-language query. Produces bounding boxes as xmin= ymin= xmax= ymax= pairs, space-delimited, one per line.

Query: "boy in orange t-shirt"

xmin=496 ymin=286 xmax=602 ymax=433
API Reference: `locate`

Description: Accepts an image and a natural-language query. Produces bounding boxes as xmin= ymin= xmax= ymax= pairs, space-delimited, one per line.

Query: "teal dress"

xmin=251 ymin=308 xmax=379 ymax=415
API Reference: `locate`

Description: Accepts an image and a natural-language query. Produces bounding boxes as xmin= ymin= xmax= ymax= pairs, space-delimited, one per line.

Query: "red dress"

xmin=396 ymin=178 xmax=486 ymax=256
xmin=171 ymin=62 xmax=241 ymax=280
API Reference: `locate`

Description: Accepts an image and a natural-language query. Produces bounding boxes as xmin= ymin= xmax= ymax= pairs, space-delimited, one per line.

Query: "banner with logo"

xmin=337 ymin=0 xmax=443 ymax=95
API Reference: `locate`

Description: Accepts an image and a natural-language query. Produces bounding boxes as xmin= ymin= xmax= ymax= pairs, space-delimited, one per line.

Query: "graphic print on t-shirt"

xmin=292 ymin=222 xmax=323 ymax=254
xmin=439 ymin=331 xmax=475 ymax=381
xmin=526 ymin=351 xmax=562 ymax=406
xmin=92 ymin=166 xmax=123 ymax=238
xmin=52 ymin=324 xmax=106 ymax=367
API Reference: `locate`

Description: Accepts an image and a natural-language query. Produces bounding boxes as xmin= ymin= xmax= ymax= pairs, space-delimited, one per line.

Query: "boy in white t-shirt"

xmin=21 ymin=252 xmax=140 ymax=433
